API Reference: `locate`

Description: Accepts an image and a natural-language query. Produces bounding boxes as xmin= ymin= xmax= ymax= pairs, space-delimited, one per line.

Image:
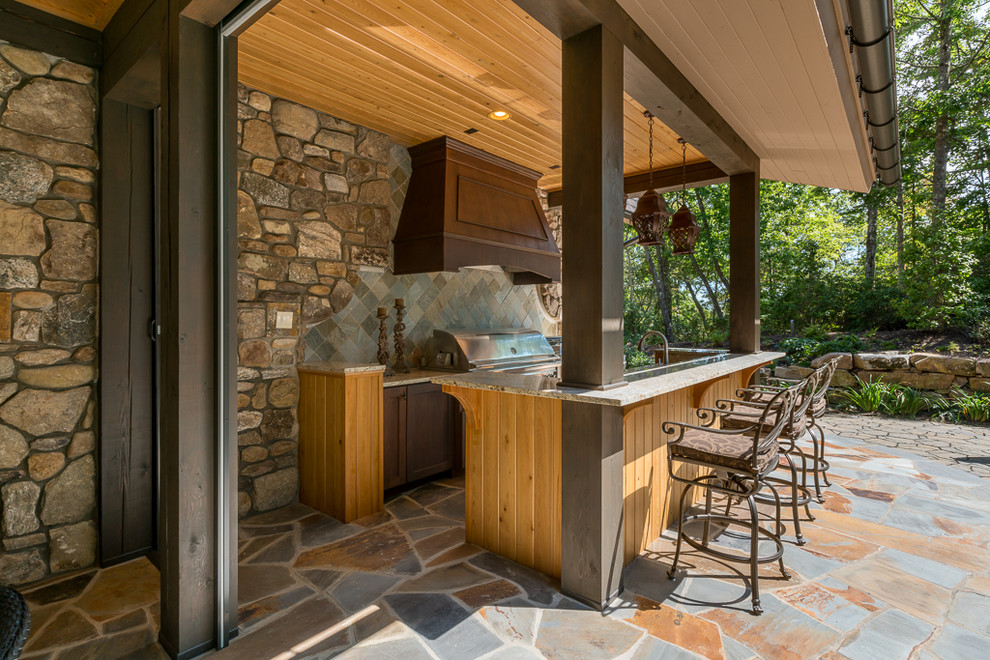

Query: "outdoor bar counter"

xmin=435 ymin=351 xmax=785 ymax=580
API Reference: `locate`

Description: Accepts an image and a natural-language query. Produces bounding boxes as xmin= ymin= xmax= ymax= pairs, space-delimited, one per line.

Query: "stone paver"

xmin=822 ymin=412 xmax=990 ymax=479
xmin=20 ymin=426 xmax=990 ymax=659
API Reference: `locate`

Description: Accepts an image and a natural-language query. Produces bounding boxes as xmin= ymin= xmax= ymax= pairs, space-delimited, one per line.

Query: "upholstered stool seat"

xmin=663 ymin=381 xmax=806 ymax=615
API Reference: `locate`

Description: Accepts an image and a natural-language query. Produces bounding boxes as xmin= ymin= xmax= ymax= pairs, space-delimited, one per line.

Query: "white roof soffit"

xmin=617 ymin=0 xmax=875 ymax=193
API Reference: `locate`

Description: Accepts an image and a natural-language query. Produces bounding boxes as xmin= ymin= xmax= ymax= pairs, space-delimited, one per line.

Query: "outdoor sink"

xmin=624 ymin=350 xmax=734 ymax=382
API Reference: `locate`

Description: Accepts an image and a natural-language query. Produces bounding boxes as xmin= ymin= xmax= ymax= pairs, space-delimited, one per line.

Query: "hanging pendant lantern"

xmin=667 ymin=138 xmax=701 ymax=255
xmin=631 ymin=112 xmax=669 ymax=246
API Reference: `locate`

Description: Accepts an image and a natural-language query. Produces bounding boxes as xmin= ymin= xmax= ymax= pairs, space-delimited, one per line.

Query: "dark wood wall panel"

xmin=99 ymin=99 xmax=157 ymax=565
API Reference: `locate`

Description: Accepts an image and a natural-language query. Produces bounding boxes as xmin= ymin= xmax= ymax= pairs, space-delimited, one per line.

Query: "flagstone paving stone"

xmin=18 ymin=413 xmax=990 ymax=658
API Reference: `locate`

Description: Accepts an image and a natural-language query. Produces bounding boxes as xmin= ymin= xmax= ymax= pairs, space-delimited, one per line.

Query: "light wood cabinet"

xmin=297 ymin=365 xmax=384 ymax=523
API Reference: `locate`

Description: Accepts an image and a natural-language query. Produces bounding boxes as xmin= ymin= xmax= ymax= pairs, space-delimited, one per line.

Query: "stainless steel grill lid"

xmin=431 ymin=328 xmax=560 ymax=374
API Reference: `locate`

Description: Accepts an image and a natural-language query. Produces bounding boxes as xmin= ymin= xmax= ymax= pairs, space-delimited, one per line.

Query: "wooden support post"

xmin=560 ymin=23 xmax=625 ymax=389
xmin=729 ymin=169 xmax=761 ymax=354
xmin=561 ymin=400 xmax=625 ymax=608
xmin=559 ymin=23 xmax=625 ymax=610
xmin=157 ymin=12 xmax=221 ymax=659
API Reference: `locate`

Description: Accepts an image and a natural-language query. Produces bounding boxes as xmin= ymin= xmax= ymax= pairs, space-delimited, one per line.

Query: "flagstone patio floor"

xmin=16 ymin=414 xmax=990 ymax=659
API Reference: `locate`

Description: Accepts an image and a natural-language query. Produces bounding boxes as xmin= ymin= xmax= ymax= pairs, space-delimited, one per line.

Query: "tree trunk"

xmin=865 ymin=198 xmax=878 ymax=285
xmin=896 ymin=179 xmax=905 ymax=281
xmin=685 ymin=278 xmax=707 ymax=324
xmin=689 ymin=252 xmax=724 ymax=319
xmin=644 ymin=246 xmax=673 ymax=338
xmin=693 ymin=189 xmax=730 ymax=289
xmin=931 ymin=6 xmax=953 ymax=217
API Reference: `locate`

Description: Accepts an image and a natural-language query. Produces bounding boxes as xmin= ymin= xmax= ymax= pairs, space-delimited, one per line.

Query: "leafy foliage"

xmin=832 ymin=378 xmax=943 ymax=417
xmin=621 ymin=0 xmax=990 ymax=345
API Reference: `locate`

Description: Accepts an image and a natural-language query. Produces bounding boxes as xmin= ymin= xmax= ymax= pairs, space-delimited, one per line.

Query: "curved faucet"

xmin=637 ymin=331 xmax=670 ymax=366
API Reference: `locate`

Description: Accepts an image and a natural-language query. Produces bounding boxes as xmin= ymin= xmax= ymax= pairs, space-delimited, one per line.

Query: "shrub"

xmin=830 ymin=378 xmax=941 ymax=417
xmin=949 ymin=389 xmax=990 ymax=423
xmin=885 ymin=386 xmax=943 ymax=417
xmin=831 ymin=377 xmax=896 ymax=413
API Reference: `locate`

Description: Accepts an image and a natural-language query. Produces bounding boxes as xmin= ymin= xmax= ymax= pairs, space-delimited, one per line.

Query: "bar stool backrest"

xmin=786 ymin=370 xmax=822 ymax=437
xmin=751 ymin=382 xmax=802 ymax=466
xmin=809 ymin=358 xmax=838 ymax=419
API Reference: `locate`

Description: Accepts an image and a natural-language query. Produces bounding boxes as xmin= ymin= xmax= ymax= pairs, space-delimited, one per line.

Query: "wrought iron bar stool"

xmin=716 ymin=370 xmax=822 ymax=545
xmin=663 ymin=381 xmax=803 ymax=615
xmin=741 ymin=359 xmax=838 ymax=502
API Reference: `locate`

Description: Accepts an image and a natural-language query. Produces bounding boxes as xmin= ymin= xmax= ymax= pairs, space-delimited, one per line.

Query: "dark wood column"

xmin=560 ymin=23 xmax=625 ymax=389
xmin=559 ymin=23 xmax=626 ymax=610
xmin=560 ymin=400 xmax=625 ymax=608
xmin=729 ymin=169 xmax=761 ymax=353
xmin=157 ymin=10 xmax=220 ymax=658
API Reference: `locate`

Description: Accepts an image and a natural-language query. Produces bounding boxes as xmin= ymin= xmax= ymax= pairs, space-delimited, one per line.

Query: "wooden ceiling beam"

xmin=510 ymin=0 xmax=759 ymax=175
xmin=544 ymin=160 xmax=726 ymax=207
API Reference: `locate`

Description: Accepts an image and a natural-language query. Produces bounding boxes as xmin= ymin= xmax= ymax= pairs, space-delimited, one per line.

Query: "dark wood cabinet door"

xmin=405 ymin=383 xmax=454 ymax=482
xmin=383 ymin=387 xmax=407 ymax=490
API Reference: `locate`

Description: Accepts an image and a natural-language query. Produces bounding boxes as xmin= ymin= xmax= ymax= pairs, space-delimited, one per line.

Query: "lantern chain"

xmin=647 ymin=112 xmax=655 ymax=190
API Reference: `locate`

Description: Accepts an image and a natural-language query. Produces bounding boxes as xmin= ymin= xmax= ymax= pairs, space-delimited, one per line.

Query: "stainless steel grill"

xmin=430 ymin=328 xmax=561 ymax=376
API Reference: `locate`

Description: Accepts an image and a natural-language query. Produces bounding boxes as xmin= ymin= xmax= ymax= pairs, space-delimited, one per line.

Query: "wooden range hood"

xmin=392 ymin=137 xmax=560 ymax=285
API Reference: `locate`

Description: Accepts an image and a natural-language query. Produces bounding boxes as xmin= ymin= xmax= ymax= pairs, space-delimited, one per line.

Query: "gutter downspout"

xmin=846 ymin=0 xmax=901 ymax=187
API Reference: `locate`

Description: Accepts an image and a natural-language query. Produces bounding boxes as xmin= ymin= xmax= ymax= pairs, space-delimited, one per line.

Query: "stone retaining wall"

xmin=775 ymin=352 xmax=990 ymax=392
xmin=0 ymin=41 xmax=99 ymax=585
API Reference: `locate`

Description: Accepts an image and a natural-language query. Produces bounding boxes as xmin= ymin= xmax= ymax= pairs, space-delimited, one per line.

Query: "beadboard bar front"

xmin=442 ymin=358 xmax=766 ymax=578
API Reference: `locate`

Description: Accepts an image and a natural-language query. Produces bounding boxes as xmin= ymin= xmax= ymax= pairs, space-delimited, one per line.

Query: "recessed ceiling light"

xmin=488 ymin=110 xmax=511 ymax=121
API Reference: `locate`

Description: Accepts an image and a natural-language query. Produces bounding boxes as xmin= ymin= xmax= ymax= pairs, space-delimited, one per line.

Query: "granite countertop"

xmin=383 ymin=369 xmax=454 ymax=388
xmin=297 ymin=361 xmax=386 ymax=375
xmin=432 ymin=352 xmax=785 ymax=407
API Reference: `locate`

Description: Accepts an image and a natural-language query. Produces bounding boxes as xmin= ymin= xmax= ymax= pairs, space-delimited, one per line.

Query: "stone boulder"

xmin=252 ymin=467 xmax=298 ymax=512
xmin=831 ymin=368 xmax=857 ymax=388
xmin=0 ymin=386 xmax=90 ymax=436
xmin=773 ymin=365 xmax=815 ymax=380
xmin=0 ymin=424 xmax=29 ymax=468
xmin=1 ymin=79 xmax=96 ymax=145
xmin=852 ymin=353 xmax=910 ymax=371
xmin=810 ymin=352 xmax=853 ymax=370
xmin=0 ymin=58 xmax=21 ymax=94
xmin=272 ymin=100 xmax=318 ymax=142
xmin=911 ymin=353 xmax=977 ymax=377
xmin=41 ymin=285 xmax=97 ymax=347
xmin=1 ymin=480 xmax=40 ymax=536
xmin=298 ymin=222 xmax=342 ymax=260
xmin=237 ymin=190 xmax=262 ymax=239
xmin=18 ymin=364 xmax=95 ymax=389
xmin=0 ymin=45 xmax=51 ymax=76
xmin=0 ymin=200 xmax=46 ymax=255
xmin=970 ymin=378 xmax=990 ymax=393
xmin=0 ymin=152 xmax=53 ymax=204
xmin=241 ymin=172 xmax=290 ymax=208
xmin=0 ymin=549 xmax=46 ymax=584
xmin=41 ymin=220 xmax=98 ymax=281
xmin=974 ymin=359 xmax=990 ymax=377
xmin=0 ymin=257 xmax=39 ymax=289
xmin=40 ymin=455 xmax=96 ymax=525
xmin=895 ymin=371 xmax=956 ymax=391
xmin=49 ymin=520 xmax=97 ymax=572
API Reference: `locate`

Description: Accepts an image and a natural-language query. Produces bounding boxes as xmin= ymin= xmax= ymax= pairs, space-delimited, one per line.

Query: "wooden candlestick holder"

xmin=376 ymin=307 xmax=394 ymax=377
xmin=393 ymin=299 xmax=409 ymax=373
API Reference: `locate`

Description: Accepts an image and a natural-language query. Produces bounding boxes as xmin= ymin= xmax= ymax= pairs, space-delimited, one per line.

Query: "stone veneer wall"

xmin=0 ymin=42 xmax=99 ymax=585
xmin=775 ymin=352 xmax=990 ymax=392
xmin=235 ymin=85 xmax=556 ymax=518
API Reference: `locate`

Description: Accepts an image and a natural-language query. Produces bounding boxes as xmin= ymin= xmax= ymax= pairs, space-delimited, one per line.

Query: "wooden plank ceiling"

xmin=238 ymin=0 xmax=707 ymax=191
xmin=617 ymin=0 xmax=873 ymax=193
xmin=14 ymin=0 xmax=125 ymax=29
